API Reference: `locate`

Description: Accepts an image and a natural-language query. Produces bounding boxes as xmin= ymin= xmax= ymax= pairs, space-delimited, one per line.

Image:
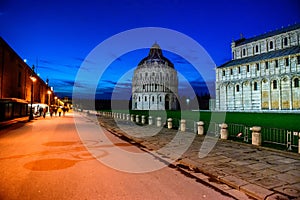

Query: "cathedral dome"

xmin=138 ymin=43 xmax=174 ymax=68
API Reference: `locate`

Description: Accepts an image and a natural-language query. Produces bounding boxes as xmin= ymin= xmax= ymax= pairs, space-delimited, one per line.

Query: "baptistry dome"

xmin=132 ymin=43 xmax=178 ymax=110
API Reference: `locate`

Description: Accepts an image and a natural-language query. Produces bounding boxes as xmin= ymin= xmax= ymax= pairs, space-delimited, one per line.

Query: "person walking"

xmin=43 ymin=107 xmax=48 ymax=118
xmin=57 ymin=106 xmax=62 ymax=117
xmin=49 ymin=107 xmax=54 ymax=118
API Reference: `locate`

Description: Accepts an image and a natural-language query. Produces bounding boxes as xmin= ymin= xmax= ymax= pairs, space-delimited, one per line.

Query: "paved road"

xmin=0 ymin=112 xmax=233 ymax=200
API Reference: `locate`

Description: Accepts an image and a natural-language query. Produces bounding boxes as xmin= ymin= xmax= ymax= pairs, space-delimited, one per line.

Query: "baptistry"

xmin=132 ymin=43 xmax=178 ymax=110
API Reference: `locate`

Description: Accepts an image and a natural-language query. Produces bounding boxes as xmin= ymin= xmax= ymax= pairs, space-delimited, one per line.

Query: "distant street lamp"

xmin=47 ymin=90 xmax=51 ymax=113
xmin=54 ymin=96 xmax=57 ymax=106
xmin=29 ymin=75 xmax=37 ymax=121
xmin=186 ymin=98 xmax=190 ymax=110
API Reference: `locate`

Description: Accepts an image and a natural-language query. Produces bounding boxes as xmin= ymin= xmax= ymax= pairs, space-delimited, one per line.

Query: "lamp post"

xmin=29 ymin=75 xmax=37 ymax=121
xmin=47 ymin=90 xmax=51 ymax=113
xmin=54 ymin=96 xmax=57 ymax=106
xmin=186 ymin=98 xmax=190 ymax=110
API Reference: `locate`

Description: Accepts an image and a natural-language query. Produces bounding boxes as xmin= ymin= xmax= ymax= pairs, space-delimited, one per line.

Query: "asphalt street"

xmin=0 ymin=112 xmax=234 ymax=200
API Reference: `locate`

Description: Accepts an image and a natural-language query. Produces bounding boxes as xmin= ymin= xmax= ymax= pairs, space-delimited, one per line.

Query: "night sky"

xmin=1 ymin=0 xmax=299 ymax=99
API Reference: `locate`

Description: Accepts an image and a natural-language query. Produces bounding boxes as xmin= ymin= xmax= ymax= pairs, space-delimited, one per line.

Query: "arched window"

xmin=294 ymin=78 xmax=299 ymax=88
xmin=243 ymin=48 xmax=246 ymax=56
xmin=145 ymin=96 xmax=147 ymax=101
xmin=273 ymin=80 xmax=277 ymax=89
xmin=269 ymin=41 xmax=274 ymax=49
xmin=253 ymin=82 xmax=258 ymax=91
xmin=152 ymin=96 xmax=154 ymax=102
xmin=236 ymin=85 xmax=240 ymax=92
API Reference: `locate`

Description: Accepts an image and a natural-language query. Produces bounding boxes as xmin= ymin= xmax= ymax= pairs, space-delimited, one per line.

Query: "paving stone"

xmin=277 ymin=158 xmax=299 ymax=164
xmin=270 ymin=164 xmax=298 ymax=172
xmin=274 ymin=183 xmax=300 ymax=198
xmin=266 ymin=193 xmax=290 ymax=200
xmin=240 ymin=183 xmax=274 ymax=200
xmin=219 ymin=175 xmax=248 ymax=189
xmin=250 ymin=177 xmax=286 ymax=189
xmin=287 ymin=169 xmax=300 ymax=177
xmin=272 ymin=173 xmax=300 ymax=184
xmin=248 ymin=162 xmax=272 ymax=170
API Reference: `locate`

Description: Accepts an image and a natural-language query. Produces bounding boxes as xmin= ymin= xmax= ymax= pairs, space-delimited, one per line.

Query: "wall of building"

xmin=0 ymin=37 xmax=53 ymax=121
xmin=216 ymin=26 xmax=300 ymax=111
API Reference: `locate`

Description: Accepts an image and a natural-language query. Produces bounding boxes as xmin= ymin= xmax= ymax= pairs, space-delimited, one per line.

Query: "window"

xmin=285 ymin=58 xmax=289 ymax=66
xmin=222 ymin=70 xmax=225 ymax=76
xmin=230 ymin=68 xmax=233 ymax=75
xmin=236 ymin=85 xmax=240 ymax=92
xmin=238 ymin=67 xmax=241 ymax=74
xmin=152 ymin=96 xmax=154 ymax=102
xmin=273 ymin=80 xmax=277 ymax=89
xmin=139 ymin=97 xmax=141 ymax=102
xmin=269 ymin=41 xmax=273 ymax=49
xmin=255 ymin=45 xmax=259 ymax=53
xmin=294 ymin=78 xmax=299 ymax=88
xmin=18 ymin=71 xmax=22 ymax=87
xmin=297 ymin=56 xmax=300 ymax=65
xmin=256 ymin=63 xmax=260 ymax=71
xmin=143 ymin=85 xmax=145 ymax=90
xmin=232 ymin=52 xmax=235 ymax=59
xmin=159 ymin=96 xmax=162 ymax=102
xmin=284 ymin=37 xmax=288 ymax=46
xmin=242 ymin=48 xmax=246 ymax=56
xmin=265 ymin=61 xmax=268 ymax=70
xmin=275 ymin=60 xmax=278 ymax=68
xmin=254 ymin=82 xmax=258 ymax=91
xmin=247 ymin=65 xmax=249 ymax=72
xmin=145 ymin=96 xmax=147 ymax=101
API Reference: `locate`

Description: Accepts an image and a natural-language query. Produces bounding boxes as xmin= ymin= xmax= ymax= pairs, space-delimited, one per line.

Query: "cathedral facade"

xmin=132 ymin=43 xmax=178 ymax=110
xmin=215 ymin=24 xmax=300 ymax=111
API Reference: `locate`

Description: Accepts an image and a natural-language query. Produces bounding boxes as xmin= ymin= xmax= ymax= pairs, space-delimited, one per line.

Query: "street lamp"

xmin=47 ymin=90 xmax=51 ymax=113
xmin=29 ymin=75 xmax=37 ymax=121
xmin=54 ymin=96 xmax=57 ymax=106
xmin=186 ymin=98 xmax=190 ymax=110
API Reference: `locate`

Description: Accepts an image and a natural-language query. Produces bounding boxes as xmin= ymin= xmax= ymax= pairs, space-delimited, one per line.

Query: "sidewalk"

xmin=96 ymin=114 xmax=300 ymax=200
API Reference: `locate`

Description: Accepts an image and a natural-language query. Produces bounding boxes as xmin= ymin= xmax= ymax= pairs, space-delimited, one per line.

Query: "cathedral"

xmin=131 ymin=43 xmax=178 ymax=110
xmin=215 ymin=24 xmax=300 ymax=111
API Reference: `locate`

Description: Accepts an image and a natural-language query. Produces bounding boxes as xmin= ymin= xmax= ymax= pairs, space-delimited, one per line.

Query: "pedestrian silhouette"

xmin=57 ymin=107 xmax=62 ymax=117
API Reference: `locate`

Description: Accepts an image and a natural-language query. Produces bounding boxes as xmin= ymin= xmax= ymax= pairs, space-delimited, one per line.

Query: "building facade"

xmin=215 ymin=24 xmax=300 ymax=111
xmin=132 ymin=43 xmax=178 ymax=110
xmin=0 ymin=37 xmax=53 ymax=121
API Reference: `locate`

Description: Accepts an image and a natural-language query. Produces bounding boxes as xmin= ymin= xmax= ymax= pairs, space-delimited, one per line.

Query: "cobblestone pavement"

xmin=96 ymin=114 xmax=300 ymax=200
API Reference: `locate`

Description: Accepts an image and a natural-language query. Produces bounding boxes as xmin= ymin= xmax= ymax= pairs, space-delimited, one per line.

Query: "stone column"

xmin=180 ymin=119 xmax=186 ymax=132
xmin=219 ymin=123 xmax=228 ymax=139
xmin=251 ymin=126 xmax=262 ymax=146
xmin=136 ymin=115 xmax=140 ymax=123
xmin=141 ymin=115 xmax=145 ymax=124
xmin=167 ymin=118 xmax=172 ymax=129
xmin=123 ymin=113 xmax=126 ymax=120
xmin=157 ymin=117 xmax=162 ymax=127
xmin=148 ymin=116 xmax=153 ymax=125
xmin=197 ymin=121 xmax=204 ymax=135
xmin=131 ymin=114 xmax=135 ymax=122
xmin=126 ymin=114 xmax=130 ymax=121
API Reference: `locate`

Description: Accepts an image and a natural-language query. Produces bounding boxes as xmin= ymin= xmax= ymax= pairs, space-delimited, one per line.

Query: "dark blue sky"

xmin=1 ymin=0 xmax=299 ymax=99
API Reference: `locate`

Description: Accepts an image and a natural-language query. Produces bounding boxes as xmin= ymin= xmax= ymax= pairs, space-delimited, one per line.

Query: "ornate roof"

xmin=218 ymin=46 xmax=300 ymax=68
xmin=138 ymin=43 xmax=174 ymax=68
